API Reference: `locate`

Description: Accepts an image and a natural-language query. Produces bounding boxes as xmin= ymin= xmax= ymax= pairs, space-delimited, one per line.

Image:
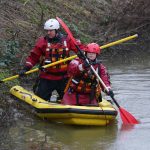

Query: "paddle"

xmin=56 ymin=17 xmax=139 ymax=124
xmin=0 ymin=55 xmax=77 ymax=83
xmin=0 ymin=34 xmax=138 ymax=84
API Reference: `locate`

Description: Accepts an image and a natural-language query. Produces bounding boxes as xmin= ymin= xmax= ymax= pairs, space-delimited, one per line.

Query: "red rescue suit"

xmin=62 ymin=58 xmax=111 ymax=105
xmin=25 ymin=34 xmax=80 ymax=80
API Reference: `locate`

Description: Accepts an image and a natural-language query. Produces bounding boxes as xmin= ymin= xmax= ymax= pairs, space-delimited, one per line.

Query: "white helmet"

xmin=44 ymin=19 xmax=60 ymax=30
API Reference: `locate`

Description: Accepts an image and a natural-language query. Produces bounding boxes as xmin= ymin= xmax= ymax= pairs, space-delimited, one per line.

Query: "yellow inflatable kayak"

xmin=10 ymin=85 xmax=118 ymax=126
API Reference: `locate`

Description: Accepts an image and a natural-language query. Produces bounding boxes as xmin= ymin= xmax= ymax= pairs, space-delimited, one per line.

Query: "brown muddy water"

xmin=0 ymin=56 xmax=150 ymax=150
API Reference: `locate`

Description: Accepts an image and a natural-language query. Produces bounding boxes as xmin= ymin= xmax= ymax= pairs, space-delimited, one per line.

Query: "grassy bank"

xmin=0 ymin=0 xmax=150 ymax=121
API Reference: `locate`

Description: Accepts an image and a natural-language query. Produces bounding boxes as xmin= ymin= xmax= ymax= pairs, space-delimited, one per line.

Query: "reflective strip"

xmin=78 ymin=64 xmax=84 ymax=71
xmin=96 ymin=67 xmax=98 ymax=73
xmin=72 ymin=79 xmax=79 ymax=84
xmin=47 ymin=43 xmax=51 ymax=47
xmin=46 ymin=48 xmax=49 ymax=51
xmin=44 ymin=59 xmax=51 ymax=64
xmin=46 ymin=43 xmax=51 ymax=51
xmin=26 ymin=62 xmax=33 ymax=67
xmin=63 ymin=40 xmax=69 ymax=51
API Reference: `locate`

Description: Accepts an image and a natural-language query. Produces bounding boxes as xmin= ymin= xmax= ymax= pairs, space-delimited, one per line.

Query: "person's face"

xmin=47 ymin=30 xmax=56 ymax=38
xmin=86 ymin=52 xmax=97 ymax=60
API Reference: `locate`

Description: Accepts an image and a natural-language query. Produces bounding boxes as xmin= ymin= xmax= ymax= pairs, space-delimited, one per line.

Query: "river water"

xmin=0 ymin=56 xmax=150 ymax=150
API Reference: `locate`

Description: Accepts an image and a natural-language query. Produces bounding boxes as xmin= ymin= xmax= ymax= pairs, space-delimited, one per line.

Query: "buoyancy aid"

xmin=42 ymin=34 xmax=70 ymax=75
xmin=69 ymin=60 xmax=102 ymax=94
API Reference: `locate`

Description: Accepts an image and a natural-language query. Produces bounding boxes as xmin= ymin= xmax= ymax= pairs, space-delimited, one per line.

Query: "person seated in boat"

xmin=18 ymin=18 xmax=85 ymax=101
xmin=61 ymin=43 xmax=114 ymax=106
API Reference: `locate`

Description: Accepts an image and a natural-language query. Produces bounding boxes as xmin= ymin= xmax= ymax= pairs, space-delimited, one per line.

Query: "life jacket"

xmin=41 ymin=34 xmax=70 ymax=75
xmin=69 ymin=60 xmax=101 ymax=94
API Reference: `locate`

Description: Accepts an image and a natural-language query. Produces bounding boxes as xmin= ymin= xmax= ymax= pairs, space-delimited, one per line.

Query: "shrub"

xmin=0 ymin=40 xmax=21 ymax=67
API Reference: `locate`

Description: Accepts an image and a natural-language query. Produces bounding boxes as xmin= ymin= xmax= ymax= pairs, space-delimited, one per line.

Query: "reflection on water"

xmin=1 ymin=55 xmax=150 ymax=150
xmin=106 ymin=56 xmax=150 ymax=150
xmin=7 ymin=120 xmax=118 ymax=150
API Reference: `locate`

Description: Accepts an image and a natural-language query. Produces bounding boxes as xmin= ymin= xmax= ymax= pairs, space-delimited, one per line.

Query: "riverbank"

xmin=0 ymin=0 xmax=150 ymax=134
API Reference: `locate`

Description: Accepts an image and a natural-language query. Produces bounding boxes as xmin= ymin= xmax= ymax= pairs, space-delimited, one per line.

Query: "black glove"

xmin=39 ymin=66 xmax=45 ymax=71
xmin=77 ymin=51 xmax=85 ymax=59
xmin=83 ymin=60 xmax=91 ymax=69
xmin=107 ymin=89 xmax=114 ymax=98
xmin=19 ymin=66 xmax=30 ymax=77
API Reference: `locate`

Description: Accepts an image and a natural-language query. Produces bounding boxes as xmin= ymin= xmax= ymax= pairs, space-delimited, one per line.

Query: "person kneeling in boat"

xmin=61 ymin=43 xmax=114 ymax=106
